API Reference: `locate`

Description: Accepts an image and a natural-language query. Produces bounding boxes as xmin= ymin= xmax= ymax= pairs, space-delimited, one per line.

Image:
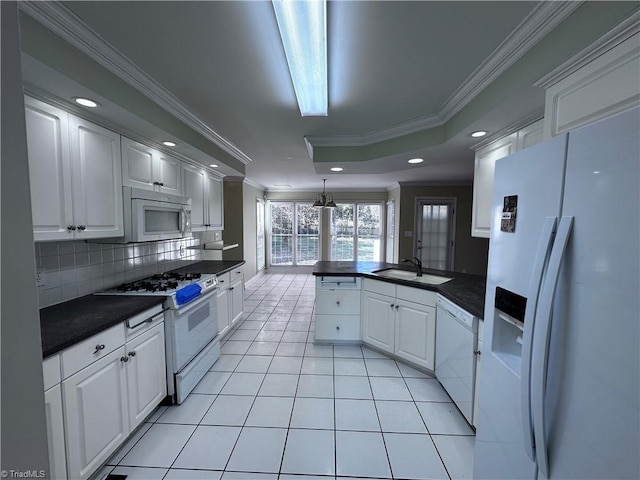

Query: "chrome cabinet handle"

xmin=390 ymin=304 xmax=395 ymax=308
xmin=120 ymin=356 xmax=129 ymax=363
xmin=153 ymin=181 xmax=164 ymax=186
xmin=67 ymin=225 xmax=77 ymax=231
xmin=128 ymin=351 xmax=136 ymax=357
xmin=77 ymin=225 xmax=86 ymax=231
xmin=395 ymin=305 xmax=399 ymax=310
xmin=336 ymin=326 xmax=340 ymax=331
xmin=336 ymin=301 xmax=340 ymax=306
xmin=93 ymin=344 xmax=105 ymax=354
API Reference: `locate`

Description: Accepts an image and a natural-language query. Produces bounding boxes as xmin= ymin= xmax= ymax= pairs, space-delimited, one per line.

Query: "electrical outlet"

xmin=179 ymin=244 xmax=185 ymax=257
xmin=36 ymin=271 xmax=45 ymax=287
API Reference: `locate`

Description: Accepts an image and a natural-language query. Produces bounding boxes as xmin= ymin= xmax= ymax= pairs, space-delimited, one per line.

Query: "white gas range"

xmin=97 ymin=271 xmax=220 ymax=404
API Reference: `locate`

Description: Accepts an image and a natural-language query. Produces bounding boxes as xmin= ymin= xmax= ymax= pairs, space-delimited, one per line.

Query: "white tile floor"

xmin=99 ymin=272 xmax=475 ymax=480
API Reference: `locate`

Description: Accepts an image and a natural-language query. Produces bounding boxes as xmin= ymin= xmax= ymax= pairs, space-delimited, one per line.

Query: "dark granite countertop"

xmin=40 ymin=260 xmax=246 ymax=359
xmin=313 ymin=261 xmax=486 ymax=319
xmin=40 ymin=295 xmax=165 ymax=358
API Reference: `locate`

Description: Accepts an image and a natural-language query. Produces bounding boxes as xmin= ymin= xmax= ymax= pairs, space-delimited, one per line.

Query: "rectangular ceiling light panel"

xmin=273 ymin=0 xmax=328 ymax=116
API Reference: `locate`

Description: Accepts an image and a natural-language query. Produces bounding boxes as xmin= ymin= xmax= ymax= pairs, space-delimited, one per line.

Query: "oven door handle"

xmin=172 ymin=287 xmax=218 ymax=316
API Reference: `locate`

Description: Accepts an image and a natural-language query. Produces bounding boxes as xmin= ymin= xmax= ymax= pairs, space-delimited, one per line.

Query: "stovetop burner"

xmin=150 ymin=272 xmax=202 ymax=282
xmin=115 ymin=280 xmax=180 ymax=293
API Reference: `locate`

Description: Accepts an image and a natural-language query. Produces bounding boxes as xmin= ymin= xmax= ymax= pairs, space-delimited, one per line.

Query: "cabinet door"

xmin=395 ymin=300 xmax=436 ymax=370
xmin=126 ymin=323 xmax=166 ymax=430
xmin=69 ymin=116 xmax=123 ymax=239
xmin=63 ymin=347 xmax=129 ymax=480
xmin=206 ymin=173 xmax=223 ymax=229
xmin=361 ymin=292 xmax=395 ymax=353
xmin=217 ymin=288 xmax=230 ymax=338
xmin=182 ymin=163 xmax=206 ymax=231
xmin=156 ymin=153 xmax=182 ymax=195
xmin=45 ymin=384 xmax=68 ymax=480
xmin=229 ymin=278 xmax=244 ymax=327
xmin=24 ymin=97 xmax=74 ymax=241
xmin=471 ymin=135 xmax=516 ymax=238
xmin=121 ymin=137 xmax=154 ymax=190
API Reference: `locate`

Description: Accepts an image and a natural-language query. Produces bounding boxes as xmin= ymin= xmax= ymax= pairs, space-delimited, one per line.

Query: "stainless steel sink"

xmin=372 ymin=268 xmax=453 ymax=285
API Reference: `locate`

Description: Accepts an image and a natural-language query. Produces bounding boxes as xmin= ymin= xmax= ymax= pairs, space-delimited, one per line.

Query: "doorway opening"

xmin=414 ymin=197 xmax=456 ymax=271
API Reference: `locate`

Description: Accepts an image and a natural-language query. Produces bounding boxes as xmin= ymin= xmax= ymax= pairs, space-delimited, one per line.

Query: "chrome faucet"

xmin=402 ymin=257 xmax=423 ymax=277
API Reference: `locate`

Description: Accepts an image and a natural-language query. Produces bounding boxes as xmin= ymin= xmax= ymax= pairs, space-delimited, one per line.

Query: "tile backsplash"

xmin=34 ymin=233 xmax=213 ymax=308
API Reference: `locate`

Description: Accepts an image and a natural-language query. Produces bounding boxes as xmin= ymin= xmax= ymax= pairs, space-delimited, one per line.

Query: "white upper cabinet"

xmin=25 ymin=96 xmax=123 ymax=241
xmin=25 ymin=97 xmax=74 ymax=241
xmin=182 ymin=162 xmax=224 ymax=231
xmin=542 ymin=33 xmax=640 ymax=139
xmin=471 ymin=119 xmax=544 ymax=238
xmin=122 ymin=137 xmax=182 ymax=195
xmin=182 ymin=162 xmax=207 ymax=231
xmin=69 ymin=116 xmax=123 ymax=239
xmin=471 ymin=133 xmax=517 ymax=238
xmin=206 ymin=173 xmax=224 ymax=230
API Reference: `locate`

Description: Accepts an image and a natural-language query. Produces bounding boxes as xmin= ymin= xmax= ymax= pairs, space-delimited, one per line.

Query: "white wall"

xmin=1 ymin=1 xmax=49 ymax=473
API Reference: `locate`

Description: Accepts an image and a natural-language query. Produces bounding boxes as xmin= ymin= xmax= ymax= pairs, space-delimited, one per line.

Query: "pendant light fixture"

xmin=313 ymin=179 xmax=337 ymax=208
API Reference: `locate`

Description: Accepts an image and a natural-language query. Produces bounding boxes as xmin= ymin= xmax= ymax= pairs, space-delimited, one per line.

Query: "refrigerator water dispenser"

xmin=491 ymin=287 xmax=527 ymax=375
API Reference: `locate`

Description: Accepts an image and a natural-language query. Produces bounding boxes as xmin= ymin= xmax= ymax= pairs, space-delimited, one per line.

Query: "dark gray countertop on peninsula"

xmin=312 ymin=261 xmax=486 ymax=319
xmin=40 ymin=260 xmax=246 ymax=359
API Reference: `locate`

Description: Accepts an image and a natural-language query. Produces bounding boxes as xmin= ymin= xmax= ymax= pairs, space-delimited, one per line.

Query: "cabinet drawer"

xmin=396 ymin=285 xmax=436 ymax=307
xmin=43 ymin=354 xmax=61 ymax=390
xmin=217 ymin=272 xmax=231 ymax=289
xmin=363 ymin=278 xmax=396 ymax=297
xmin=316 ymin=290 xmax=361 ymax=315
xmin=125 ymin=305 xmax=164 ymax=341
xmin=316 ymin=276 xmax=361 ymax=290
xmin=315 ymin=315 xmax=360 ymax=342
xmin=231 ymin=268 xmax=243 ymax=279
xmin=62 ymin=323 xmax=125 ymax=379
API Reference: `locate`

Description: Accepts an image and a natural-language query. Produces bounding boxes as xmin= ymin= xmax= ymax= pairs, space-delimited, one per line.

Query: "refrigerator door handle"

xmin=531 ymin=216 xmax=574 ymax=478
xmin=521 ymin=216 xmax=557 ymax=462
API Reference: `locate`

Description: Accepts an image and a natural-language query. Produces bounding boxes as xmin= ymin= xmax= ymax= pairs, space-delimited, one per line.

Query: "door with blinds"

xmin=415 ymin=198 xmax=456 ymax=271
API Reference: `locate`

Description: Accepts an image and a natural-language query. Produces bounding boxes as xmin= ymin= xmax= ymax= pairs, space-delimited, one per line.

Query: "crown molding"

xmin=534 ymin=9 xmax=640 ymax=89
xmin=305 ymin=2 xmax=581 ymax=152
xmin=438 ymin=1 xmax=583 ymax=122
xmin=398 ymin=180 xmax=473 ymax=188
xmin=470 ymin=109 xmax=544 ymax=151
xmin=18 ymin=0 xmax=253 ymax=166
xmin=242 ymin=177 xmax=266 ymax=191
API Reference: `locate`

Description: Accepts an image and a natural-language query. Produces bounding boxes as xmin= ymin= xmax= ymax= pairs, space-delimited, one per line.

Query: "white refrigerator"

xmin=473 ymin=107 xmax=639 ymax=479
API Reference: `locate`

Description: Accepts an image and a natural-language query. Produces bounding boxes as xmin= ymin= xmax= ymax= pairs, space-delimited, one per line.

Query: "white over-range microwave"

xmin=120 ymin=186 xmax=191 ymax=243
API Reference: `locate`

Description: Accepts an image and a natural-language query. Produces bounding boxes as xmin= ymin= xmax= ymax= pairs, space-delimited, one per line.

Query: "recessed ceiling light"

xmin=408 ymin=158 xmax=424 ymax=164
xmin=162 ymin=141 xmax=176 ymax=147
xmin=73 ymin=97 xmax=99 ymax=108
xmin=330 ymin=167 xmax=343 ymax=172
xmin=471 ymin=130 xmax=488 ymax=138
xmin=209 ymin=164 xmax=219 ymax=168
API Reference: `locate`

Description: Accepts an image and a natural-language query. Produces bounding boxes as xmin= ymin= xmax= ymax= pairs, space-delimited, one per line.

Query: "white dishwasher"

xmin=435 ymin=294 xmax=478 ymax=425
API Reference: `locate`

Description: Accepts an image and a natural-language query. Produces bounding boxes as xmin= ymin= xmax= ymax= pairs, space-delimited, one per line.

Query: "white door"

xmin=415 ymin=198 xmax=456 ymax=271
xmin=395 ymin=300 xmax=435 ymax=370
xmin=361 ymin=292 xmax=394 ymax=354
xmin=122 ymin=137 xmax=155 ymax=190
xmin=69 ymin=115 xmax=123 ymax=239
xmin=156 ymin=153 xmax=182 ymax=195
xmin=24 ymin=96 xmax=74 ymax=241
xmin=206 ymin=173 xmax=223 ymax=229
xmin=44 ymin=384 xmax=68 ymax=480
xmin=126 ymin=323 xmax=166 ymax=430
xmin=182 ymin=163 xmax=206 ymax=231
xmin=63 ymin=348 xmax=129 ymax=480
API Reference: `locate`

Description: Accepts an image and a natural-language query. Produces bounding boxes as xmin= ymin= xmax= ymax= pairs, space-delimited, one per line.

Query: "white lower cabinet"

xmin=395 ymin=299 xmax=436 ymax=370
xmin=315 ymin=276 xmax=362 ymax=343
xmin=44 ymin=384 xmax=67 ymax=480
xmin=64 ymin=347 xmax=129 ymax=480
xmin=125 ymin=323 xmax=166 ymax=430
xmin=361 ymin=279 xmax=436 ymax=371
xmin=217 ymin=268 xmax=245 ymax=338
xmin=361 ymin=292 xmax=395 ymax=353
xmin=473 ymin=321 xmax=484 ymax=427
xmin=43 ymin=306 xmax=166 ymax=480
